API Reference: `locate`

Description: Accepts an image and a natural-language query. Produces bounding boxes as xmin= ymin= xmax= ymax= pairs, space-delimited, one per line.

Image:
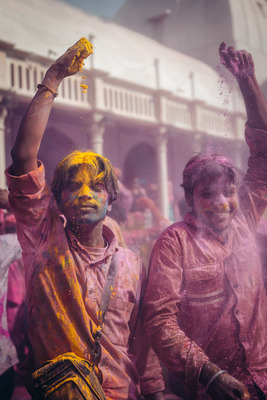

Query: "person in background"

xmin=143 ymin=42 xmax=267 ymax=400
xmin=114 ymin=168 xmax=134 ymax=213
xmin=0 ymin=189 xmax=24 ymax=400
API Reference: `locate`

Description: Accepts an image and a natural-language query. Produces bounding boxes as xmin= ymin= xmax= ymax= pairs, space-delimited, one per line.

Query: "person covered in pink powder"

xmin=5 ymin=38 xmax=164 ymax=400
xmin=142 ymin=43 xmax=267 ymax=400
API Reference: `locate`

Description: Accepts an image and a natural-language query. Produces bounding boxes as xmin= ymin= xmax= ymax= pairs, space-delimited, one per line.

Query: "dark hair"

xmin=51 ymin=150 xmax=119 ymax=206
xmin=181 ymin=153 xmax=240 ymax=196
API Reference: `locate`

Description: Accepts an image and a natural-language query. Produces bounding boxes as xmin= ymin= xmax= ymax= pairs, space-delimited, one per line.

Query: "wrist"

xmin=238 ymin=73 xmax=257 ymax=91
xmin=205 ymin=370 xmax=228 ymax=394
xmin=41 ymin=70 xmax=62 ymax=92
xmin=37 ymin=84 xmax=58 ymax=98
xmin=199 ymin=362 xmax=221 ymax=387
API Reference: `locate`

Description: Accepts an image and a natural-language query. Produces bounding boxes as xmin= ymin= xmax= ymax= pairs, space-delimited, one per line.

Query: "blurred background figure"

xmin=0 ymin=189 xmax=30 ymax=400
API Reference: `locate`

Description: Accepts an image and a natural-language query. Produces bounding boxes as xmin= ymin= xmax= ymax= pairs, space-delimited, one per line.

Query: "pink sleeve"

xmin=143 ymin=237 xmax=208 ymax=399
xmin=5 ymin=162 xmax=53 ymax=248
xmin=129 ymin=263 xmax=165 ymax=396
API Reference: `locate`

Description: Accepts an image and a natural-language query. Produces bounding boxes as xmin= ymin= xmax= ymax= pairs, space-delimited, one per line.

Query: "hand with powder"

xmin=219 ymin=41 xmax=254 ymax=82
xmin=42 ymin=37 xmax=93 ymax=91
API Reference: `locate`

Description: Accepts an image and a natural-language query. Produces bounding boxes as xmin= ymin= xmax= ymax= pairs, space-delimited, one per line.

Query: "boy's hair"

xmin=181 ymin=153 xmax=240 ymax=196
xmin=51 ymin=150 xmax=119 ymax=206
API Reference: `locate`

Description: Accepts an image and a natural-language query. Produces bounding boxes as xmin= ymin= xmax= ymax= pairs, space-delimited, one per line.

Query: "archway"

xmin=123 ymin=142 xmax=157 ymax=188
xmin=39 ymin=128 xmax=75 ymax=185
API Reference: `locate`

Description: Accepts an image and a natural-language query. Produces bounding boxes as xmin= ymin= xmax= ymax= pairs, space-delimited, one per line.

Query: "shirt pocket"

xmin=103 ymin=297 xmax=135 ymax=347
xmin=183 ymin=263 xmax=224 ymax=304
xmin=184 ymin=263 xmax=221 ymax=282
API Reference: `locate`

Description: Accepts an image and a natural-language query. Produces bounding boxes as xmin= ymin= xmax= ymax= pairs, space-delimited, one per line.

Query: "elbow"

xmin=10 ymin=146 xmax=37 ymax=175
xmin=10 ymin=147 xmax=17 ymax=162
xmin=10 ymin=145 xmax=29 ymax=165
xmin=10 ymin=146 xmax=24 ymax=165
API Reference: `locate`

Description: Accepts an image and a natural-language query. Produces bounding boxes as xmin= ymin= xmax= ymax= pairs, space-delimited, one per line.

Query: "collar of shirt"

xmin=65 ymin=223 xmax=119 ymax=265
xmin=183 ymin=212 xmax=238 ymax=247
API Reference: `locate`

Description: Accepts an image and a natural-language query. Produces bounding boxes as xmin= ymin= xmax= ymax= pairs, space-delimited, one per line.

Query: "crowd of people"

xmin=0 ymin=37 xmax=266 ymax=400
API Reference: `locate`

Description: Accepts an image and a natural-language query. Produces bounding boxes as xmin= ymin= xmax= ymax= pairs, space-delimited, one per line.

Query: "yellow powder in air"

xmin=80 ymin=83 xmax=88 ymax=94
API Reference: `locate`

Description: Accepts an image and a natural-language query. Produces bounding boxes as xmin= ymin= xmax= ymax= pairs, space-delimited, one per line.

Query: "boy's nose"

xmin=78 ymin=184 xmax=93 ymax=199
xmin=215 ymin=194 xmax=229 ymax=210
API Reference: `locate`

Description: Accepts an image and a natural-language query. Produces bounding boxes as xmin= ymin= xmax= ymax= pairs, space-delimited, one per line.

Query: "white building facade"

xmin=0 ymin=0 xmax=249 ymax=217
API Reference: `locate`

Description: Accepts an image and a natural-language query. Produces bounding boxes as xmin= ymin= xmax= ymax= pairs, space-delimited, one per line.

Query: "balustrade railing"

xmin=7 ymin=57 xmax=90 ymax=108
xmin=3 ymin=56 xmax=242 ymax=139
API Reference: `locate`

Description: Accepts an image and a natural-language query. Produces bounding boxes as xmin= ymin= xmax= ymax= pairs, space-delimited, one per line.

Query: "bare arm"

xmin=219 ymin=42 xmax=267 ymax=130
xmin=11 ymin=37 xmax=93 ymax=176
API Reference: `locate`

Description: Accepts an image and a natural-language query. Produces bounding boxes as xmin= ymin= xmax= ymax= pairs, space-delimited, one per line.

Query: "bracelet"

xmin=37 ymin=84 xmax=58 ymax=97
xmin=206 ymin=370 xmax=228 ymax=393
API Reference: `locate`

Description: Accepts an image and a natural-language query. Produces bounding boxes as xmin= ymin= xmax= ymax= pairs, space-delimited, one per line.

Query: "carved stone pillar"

xmin=88 ymin=113 xmax=105 ymax=155
xmin=0 ymin=106 xmax=7 ymax=188
xmin=156 ymin=127 xmax=169 ymax=219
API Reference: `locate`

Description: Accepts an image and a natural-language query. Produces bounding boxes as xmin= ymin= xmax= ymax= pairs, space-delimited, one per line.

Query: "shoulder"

xmin=0 ymin=233 xmax=21 ymax=250
xmin=150 ymin=221 xmax=189 ymax=261
xmin=113 ymin=246 xmax=144 ymax=280
xmin=115 ymin=245 xmax=143 ymax=266
xmin=157 ymin=220 xmax=188 ymax=242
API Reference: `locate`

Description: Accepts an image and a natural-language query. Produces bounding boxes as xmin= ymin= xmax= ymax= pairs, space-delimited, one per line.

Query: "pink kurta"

xmin=6 ymin=163 xmax=164 ymax=400
xmin=143 ymin=125 xmax=267 ymax=400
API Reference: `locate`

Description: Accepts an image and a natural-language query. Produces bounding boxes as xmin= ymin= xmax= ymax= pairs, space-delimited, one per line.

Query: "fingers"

xmin=214 ymin=373 xmax=251 ymax=400
xmin=67 ymin=37 xmax=93 ymax=62
xmin=219 ymin=42 xmax=255 ymax=78
xmin=66 ymin=37 xmax=93 ymax=75
xmin=220 ymin=44 xmax=239 ymax=67
xmin=219 ymin=41 xmax=227 ymax=54
xmin=233 ymin=386 xmax=245 ymax=399
xmin=241 ymin=386 xmax=251 ymax=400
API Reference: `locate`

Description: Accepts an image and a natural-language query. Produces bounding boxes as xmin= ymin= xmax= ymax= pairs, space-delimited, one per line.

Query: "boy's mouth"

xmin=78 ymin=203 xmax=97 ymax=210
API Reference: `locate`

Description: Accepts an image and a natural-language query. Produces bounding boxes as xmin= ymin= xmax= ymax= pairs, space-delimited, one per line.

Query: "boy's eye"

xmin=67 ymin=182 xmax=82 ymax=191
xmin=200 ymin=192 xmax=214 ymax=199
xmin=93 ymin=183 xmax=104 ymax=192
xmin=224 ymin=189 xmax=236 ymax=197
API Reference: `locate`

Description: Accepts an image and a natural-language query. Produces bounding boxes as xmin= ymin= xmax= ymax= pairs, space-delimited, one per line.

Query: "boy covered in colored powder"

xmin=143 ymin=43 xmax=267 ymax=400
xmin=5 ymin=38 xmax=164 ymax=400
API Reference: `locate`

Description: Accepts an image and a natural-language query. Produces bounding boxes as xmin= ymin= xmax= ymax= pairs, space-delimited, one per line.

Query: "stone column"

xmin=88 ymin=114 xmax=105 ymax=155
xmin=156 ymin=127 xmax=169 ymax=219
xmin=0 ymin=106 xmax=7 ymax=188
xmin=191 ymin=100 xmax=203 ymax=154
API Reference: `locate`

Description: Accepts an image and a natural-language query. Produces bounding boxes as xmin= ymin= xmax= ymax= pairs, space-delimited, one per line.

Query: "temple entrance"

xmin=123 ymin=142 xmax=157 ymax=188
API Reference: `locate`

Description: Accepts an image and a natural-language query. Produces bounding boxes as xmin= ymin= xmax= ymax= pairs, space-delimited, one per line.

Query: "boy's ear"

xmin=185 ymin=193 xmax=193 ymax=208
xmin=107 ymin=204 xmax=112 ymax=212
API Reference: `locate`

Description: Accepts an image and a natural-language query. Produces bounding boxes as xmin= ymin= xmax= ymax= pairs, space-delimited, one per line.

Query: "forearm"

xmin=150 ymin=204 xmax=169 ymax=225
xmin=11 ymin=83 xmax=58 ymax=175
xmin=238 ymin=74 xmax=267 ymax=130
xmin=11 ymin=37 xmax=93 ymax=176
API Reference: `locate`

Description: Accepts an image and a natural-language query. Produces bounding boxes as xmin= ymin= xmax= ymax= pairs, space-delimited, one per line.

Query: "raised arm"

xmin=11 ymin=38 xmax=93 ymax=176
xmin=219 ymin=41 xmax=267 ymax=130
